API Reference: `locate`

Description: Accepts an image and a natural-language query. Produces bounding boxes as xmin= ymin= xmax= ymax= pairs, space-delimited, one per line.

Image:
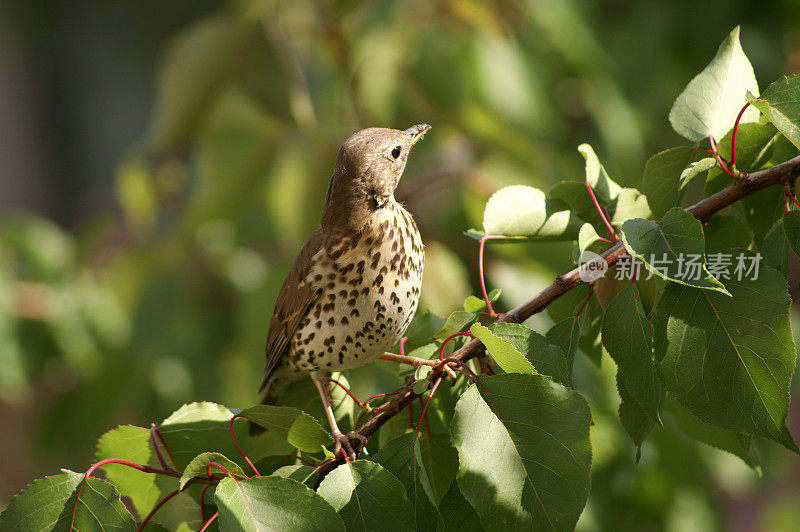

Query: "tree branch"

xmin=317 ymin=154 xmax=800 ymax=479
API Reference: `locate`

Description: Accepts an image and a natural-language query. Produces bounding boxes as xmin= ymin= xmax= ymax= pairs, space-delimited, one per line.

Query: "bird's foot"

xmin=333 ymin=430 xmax=367 ymax=461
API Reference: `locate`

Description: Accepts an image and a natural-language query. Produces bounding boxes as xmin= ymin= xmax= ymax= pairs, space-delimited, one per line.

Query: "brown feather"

xmin=259 ymin=227 xmax=326 ymax=391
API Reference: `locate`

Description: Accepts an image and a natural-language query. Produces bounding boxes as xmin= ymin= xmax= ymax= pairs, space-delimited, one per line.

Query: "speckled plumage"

xmin=266 ymin=199 xmax=423 ymax=385
xmin=252 ymin=126 xmax=430 ymax=454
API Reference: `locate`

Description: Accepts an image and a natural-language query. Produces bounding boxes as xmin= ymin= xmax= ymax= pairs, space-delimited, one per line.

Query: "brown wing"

xmin=259 ymin=227 xmax=326 ymax=391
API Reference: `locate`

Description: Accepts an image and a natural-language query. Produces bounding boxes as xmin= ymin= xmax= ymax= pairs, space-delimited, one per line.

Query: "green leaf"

xmin=579 ymin=300 xmax=605 ymax=367
xmin=270 ymin=465 xmax=319 ymax=487
xmin=577 ymin=223 xmax=606 ymax=255
xmin=488 ymin=322 xmax=568 ymax=385
xmin=654 ymin=261 xmax=799 ymax=452
xmin=418 ymin=433 xmax=460 ymax=506
xmin=546 ymin=283 xmax=592 ymax=322
xmin=642 ymin=147 xmax=696 ymax=219
xmin=317 ymin=460 xmax=415 ymax=532
xmin=781 ymin=210 xmax=800 ymax=259
xmin=669 ymin=26 xmax=759 ymax=142
xmin=451 ymin=374 xmax=592 ymax=530
xmin=715 ymin=122 xmax=779 ymax=172
xmin=180 ymin=452 xmax=245 ymax=490
xmin=664 ymin=396 xmax=761 ymax=472
xmin=469 ymin=323 xmax=538 ymax=375
xmin=463 ymin=288 xmax=501 ymax=313
xmin=158 ymin=402 xmax=251 ymax=471
xmin=762 ymin=218 xmax=790 ymax=275
xmin=403 ymin=310 xmax=447 ymax=346
xmin=610 ymin=187 xmax=653 ymax=225
xmin=601 ymin=285 xmax=661 ymax=422
xmin=279 ymin=373 xmax=357 ymax=435
xmin=579 ymin=143 xmax=621 ymax=202
xmin=437 ymin=479 xmax=483 ymax=532
xmin=94 ymin=425 xmax=173 ymax=519
xmin=434 ymin=311 xmax=477 ymax=341
xmin=482 ymin=185 xmax=582 ymax=239
xmin=616 ymin=372 xmax=657 ymax=455
xmin=278 ymin=385 xmax=352 ymax=435
xmin=620 ymin=207 xmax=729 ymax=293
xmin=545 ymin=317 xmax=582 ymax=386
xmin=373 ymin=433 xmax=440 ymax=530
xmin=0 ymin=470 xmax=136 ymax=530
xmin=742 ymin=185 xmax=785 ymax=247
xmin=703 ymin=215 xmax=752 ymax=253
xmin=413 ymin=378 xmax=431 ymax=394
xmin=550 ymin=145 xmax=650 ymax=229
xmin=680 ymin=158 xmax=716 ymax=187
xmin=215 ymin=475 xmax=343 ymax=531
xmin=747 ymin=75 xmax=800 ymax=149
xmin=238 ymin=404 xmax=333 ymax=453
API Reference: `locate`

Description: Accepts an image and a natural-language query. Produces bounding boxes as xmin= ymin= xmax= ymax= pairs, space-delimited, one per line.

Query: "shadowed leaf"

xmin=654 ymin=261 xmax=798 ymax=452
xmin=451 ymin=374 xmax=592 ymax=531
xmin=317 ymin=460 xmax=414 ymax=532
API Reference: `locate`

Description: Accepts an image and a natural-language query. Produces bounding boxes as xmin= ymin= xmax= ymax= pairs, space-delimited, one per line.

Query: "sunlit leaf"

xmin=158 ymin=402 xmax=251 ymax=471
xmin=482 ymin=185 xmax=582 ymax=239
xmin=95 ymin=425 xmax=173 ymax=518
xmin=180 ymin=452 xmax=245 ymax=490
xmin=488 ymin=322 xmax=568 ymax=385
xmin=0 ymin=471 xmax=136 ymax=530
xmin=463 ymin=288 xmax=501 ymax=313
xmin=469 ymin=323 xmax=537 ymax=375
xmin=669 ymin=26 xmax=759 ymax=142
xmin=238 ymin=404 xmax=333 ymax=453
xmin=434 ymin=311 xmax=477 ymax=342
xmin=215 ymin=475 xmax=343 ymax=531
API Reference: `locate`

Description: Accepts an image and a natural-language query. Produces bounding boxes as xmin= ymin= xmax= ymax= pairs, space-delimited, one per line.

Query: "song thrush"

xmin=253 ymin=124 xmax=432 ymax=458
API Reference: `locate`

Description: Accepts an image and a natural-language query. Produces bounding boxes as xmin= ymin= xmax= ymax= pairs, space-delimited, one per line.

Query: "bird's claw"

xmin=333 ymin=430 xmax=367 ymax=461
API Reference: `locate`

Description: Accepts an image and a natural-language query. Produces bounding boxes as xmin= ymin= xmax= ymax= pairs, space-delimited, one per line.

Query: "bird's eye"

xmin=390 ymin=145 xmax=402 ymax=160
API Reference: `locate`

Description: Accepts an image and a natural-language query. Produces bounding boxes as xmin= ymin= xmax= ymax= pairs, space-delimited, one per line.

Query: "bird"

xmin=252 ymin=124 xmax=432 ymax=459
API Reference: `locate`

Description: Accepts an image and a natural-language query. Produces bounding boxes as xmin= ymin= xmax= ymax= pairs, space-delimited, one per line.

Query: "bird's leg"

xmin=313 ymin=374 xmax=366 ymax=461
xmin=378 ymin=353 xmax=458 ymax=379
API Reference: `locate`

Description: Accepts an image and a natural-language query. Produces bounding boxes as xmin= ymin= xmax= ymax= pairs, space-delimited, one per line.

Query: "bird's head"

xmin=323 ymin=124 xmax=430 ymax=232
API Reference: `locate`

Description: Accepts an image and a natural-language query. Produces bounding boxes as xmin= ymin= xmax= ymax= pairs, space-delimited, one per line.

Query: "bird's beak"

xmin=404 ymin=124 xmax=431 ymax=145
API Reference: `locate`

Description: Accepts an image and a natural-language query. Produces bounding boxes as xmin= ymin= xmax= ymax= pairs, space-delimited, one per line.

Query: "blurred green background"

xmin=1 ymin=0 xmax=800 ymax=530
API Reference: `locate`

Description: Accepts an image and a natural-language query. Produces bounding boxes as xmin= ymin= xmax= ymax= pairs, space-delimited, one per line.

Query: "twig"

xmin=730 ymin=102 xmax=751 ymax=168
xmin=708 ymin=135 xmax=737 ymax=178
xmin=229 ymin=416 xmax=261 ymax=477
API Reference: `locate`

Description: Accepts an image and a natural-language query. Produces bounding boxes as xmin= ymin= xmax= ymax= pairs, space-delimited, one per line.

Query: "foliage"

xmin=3 ymin=4 xmax=800 ymax=531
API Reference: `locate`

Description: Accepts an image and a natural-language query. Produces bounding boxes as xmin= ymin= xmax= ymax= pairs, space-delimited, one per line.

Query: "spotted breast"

xmin=270 ymin=198 xmax=423 ymax=387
